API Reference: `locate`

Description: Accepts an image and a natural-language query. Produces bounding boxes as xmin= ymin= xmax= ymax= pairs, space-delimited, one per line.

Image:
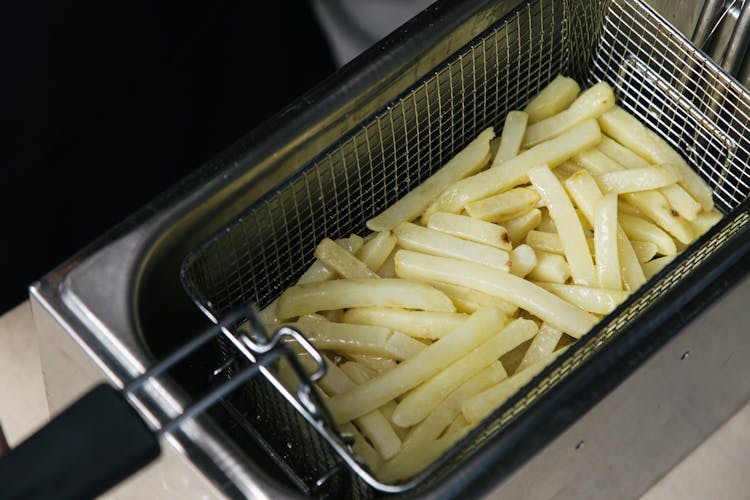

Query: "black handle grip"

xmin=0 ymin=384 xmax=160 ymax=500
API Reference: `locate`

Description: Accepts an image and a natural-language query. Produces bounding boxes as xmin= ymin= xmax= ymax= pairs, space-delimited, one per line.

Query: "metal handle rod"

xmin=123 ymin=307 xmax=247 ymax=395
xmin=158 ymin=350 xmax=282 ymax=436
xmin=722 ymin=0 xmax=750 ymax=76
xmin=693 ymin=0 xmax=730 ymax=49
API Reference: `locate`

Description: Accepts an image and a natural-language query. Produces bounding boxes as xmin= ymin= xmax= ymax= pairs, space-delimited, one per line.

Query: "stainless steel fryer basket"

xmin=181 ymin=0 xmax=750 ymax=495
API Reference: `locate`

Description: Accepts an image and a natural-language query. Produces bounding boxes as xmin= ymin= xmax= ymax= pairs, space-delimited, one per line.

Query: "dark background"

xmin=0 ymin=1 xmax=336 ymax=311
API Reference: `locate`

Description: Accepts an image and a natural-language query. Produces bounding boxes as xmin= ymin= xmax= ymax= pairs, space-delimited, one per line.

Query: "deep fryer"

xmin=16 ymin=0 xmax=750 ymax=498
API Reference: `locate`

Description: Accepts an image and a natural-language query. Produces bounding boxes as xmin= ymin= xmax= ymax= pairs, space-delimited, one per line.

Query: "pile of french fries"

xmin=261 ymin=75 xmax=723 ymax=482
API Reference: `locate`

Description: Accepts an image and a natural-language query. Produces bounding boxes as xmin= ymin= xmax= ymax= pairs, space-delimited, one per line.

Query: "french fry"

xmin=510 ymin=244 xmax=537 ymax=278
xmin=377 ymin=365 xmax=506 ymax=480
xmin=598 ymin=106 xmax=714 ymax=211
xmin=297 ymin=315 xmax=427 ymax=360
xmin=524 ymin=75 xmax=581 ymax=123
xmin=297 ymin=235 xmax=365 ymax=285
xmin=394 ymin=250 xmax=597 ymax=337
xmin=534 ymin=283 xmax=629 ymax=315
xmin=341 ymin=307 xmax=469 ymax=340
xmin=277 ymin=278 xmax=456 ymax=318
xmin=427 ymin=119 xmax=601 ymax=214
xmin=517 ymin=323 xmax=564 ymax=372
xmin=526 ymin=251 xmax=571 ymax=284
xmin=427 ymin=281 xmax=518 ymax=316
xmin=462 ymin=347 xmax=569 ymax=424
xmin=526 ymin=230 xmax=594 ymax=255
xmin=597 ymin=137 xmax=701 ymax=220
xmin=594 ymin=193 xmax=621 ymax=290
xmin=427 ymin=212 xmax=512 ymax=251
xmin=522 ymin=82 xmax=615 ymax=148
xmin=312 ymin=357 xmax=402 ymax=460
xmin=392 ymin=318 xmax=537 ymax=427
xmin=690 ymin=209 xmax=723 ymax=236
xmin=356 ymin=231 xmax=398 ymax=272
xmin=642 ymin=255 xmax=677 ymax=279
xmin=618 ymin=213 xmax=677 ymax=255
xmin=574 ymin=146 xmax=622 ymax=175
xmin=261 ymin=236 xmax=364 ymax=326
xmin=378 ymin=249 xmax=398 ymax=278
xmin=464 ymin=187 xmax=540 ymax=222
xmin=536 ymin=209 xmax=557 ymax=232
xmin=495 ymin=111 xmax=528 ymax=163
xmin=564 ymin=170 xmax=646 ymax=291
xmin=339 ymin=421 xmax=383 ymax=471
xmin=367 ymin=127 xmax=495 ymax=232
xmin=596 ymin=164 xmax=680 ymax=194
xmin=503 ymin=208 xmax=542 ymax=245
xmin=597 ymin=135 xmax=651 ymax=169
xmin=326 ymin=307 xmax=508 ymax=424
xmin=621 ymin=191 xmax=694 ymax=245
xmin=314 ymin=238 xmax=380 ymax=279
xmin=659 ymin=184 xmax=702 ymax=221
xmin=394 ymin=222 xmax=510 ymax=271
xmin=337 ymin=364 xmax=411 ymax=441
xmin=631 ymin=241 xmax=658 ymax=263
xmin=349 ymin=354 xmax=397 ymax=374
xmin=552 ymin=160 xmax=581 ymax=181
xmin=529 ymin=165 xmax=596 ymax=285
xmin=378 ymin=417 xmax=469 ymax=481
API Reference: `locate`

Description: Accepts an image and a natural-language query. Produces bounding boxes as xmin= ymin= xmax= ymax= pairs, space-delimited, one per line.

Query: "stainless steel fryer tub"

xmin=30 ymin=0 xmax=750 ymax=498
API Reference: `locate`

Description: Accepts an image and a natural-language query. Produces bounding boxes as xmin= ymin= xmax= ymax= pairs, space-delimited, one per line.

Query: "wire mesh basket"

xmin=181 ymin=0 xmax=750 ymax=495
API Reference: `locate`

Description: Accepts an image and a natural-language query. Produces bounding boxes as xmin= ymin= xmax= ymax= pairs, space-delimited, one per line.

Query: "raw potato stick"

xmin=367 ymin=128 xmax=494 ymax=231
xmin=564 ymin=170 xmax=647 ymax=291
xmin=596 ymin=165 xmax=680 ymax=194
xmin=535 ymin=283 xmax=629 ymax=315
xmin=510 ymin=244 xmax=537 ymax=278
xmin=524 ymin=75 xmax=581 ymax=123
xmin=260 ymin=236 xmax=363 ymax=326
xmin=427 ymin=119 xmax=601 ymax=215
xmin=378 ymin=363 xmax=507 ymax=481
xmin=314 ymin=238 xmax=380 ymax=279
xmin=326 ymin=307 xmax=508 ymax=424
xmin=464 ymin=187 xmax=540 ymax=222
xmin=356 ymin=231 xmax=398 ymax=272
xmin=297 ymin=314 xmax=427 ymax=360
xmin=277 ymin=278 xmax=456 ymax=318
xmin=594 ymin=193 xmax=621 ymax=290
xmin=643 ymin=255 xmax=677 ymax=279
xmin=597 ymin=136 xmax=701 ymax=220
xmin=427 ymin=212 xmax=512 ymax=251
xmin=517 ymin=323 xmax=564 ymax=372
xmin=503 ymin=208 xmax=543 ymax=245
xmin=427 ymin=281 xmax=518 ymax=316
xmin=394 ymin=222 xmax=511 ymax=271
xmin=622 ymin=191 xmax=694 ymax=244
xmin=495 ymin=111 xmax=528 ymax=163
xmin=631 ymin=241 xmax=658 ymax=263
xmin=618 ymin=213 xmax=677 ymax=255
xmin=526 ymin=230 xmax=595 ymax=255
xmin=526 ymin=251 xmax=571 ymax=284
xmin=395 ymin=250 xmax=597 ymax=337
xmin=598 ymin=106 xmax=714 ymax=211
xmin=308 ymin=356 xmax=402 ymax=460
xmin=522 ymin=82 xmax=615 ymax=148
xmin=391 ymin=318 xmax=538 ymax=427
xmin=462 ymin=347 xmax=570 ymax=424
xmin=529 ymin=165 xmax=596 ymax=285
xmin=341 ymin=308 xmax=469 ymax=340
